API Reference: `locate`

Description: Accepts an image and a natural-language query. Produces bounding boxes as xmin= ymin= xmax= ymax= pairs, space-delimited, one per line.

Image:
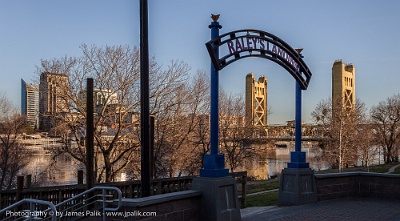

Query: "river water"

xmin=21 ymin=138 xmax=383 ymax=186
xmin=21 ymin=138 xmax=84 ymax=186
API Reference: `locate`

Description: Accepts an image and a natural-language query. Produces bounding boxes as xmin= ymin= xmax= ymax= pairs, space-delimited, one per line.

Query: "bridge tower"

xmin=332 ymin=60 xmax=355 ymax=110
xmin=245 ymin=73 xmax=268 ymax=135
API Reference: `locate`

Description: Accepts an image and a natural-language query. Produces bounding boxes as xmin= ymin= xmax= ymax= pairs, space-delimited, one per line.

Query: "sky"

xmin=1 ymin=0 xmax=400 ymax=124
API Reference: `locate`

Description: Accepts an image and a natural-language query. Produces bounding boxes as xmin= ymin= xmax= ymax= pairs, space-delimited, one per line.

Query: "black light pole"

xmin=150 ymin=115 xmax=155 ymax=179
xmin=86 ymin=78 xmax=94 ymax=190
xmin=140 ymin=0 xmax=151 ymax=197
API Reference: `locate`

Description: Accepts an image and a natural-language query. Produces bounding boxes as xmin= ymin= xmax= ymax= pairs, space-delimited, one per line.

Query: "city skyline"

xmin=1 ymin=1 xmax=400 ymax=124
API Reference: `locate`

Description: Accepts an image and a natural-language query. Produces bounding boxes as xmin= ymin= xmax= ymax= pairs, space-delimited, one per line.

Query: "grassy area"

xmin=246 ymin=178 xmax=280 ymax=194
xmin=246 ymin=191 xmax=279 ymax=207
xmin=368 ymin=163 xmax=397 ymax=173
xmin=313 ymin=163 xmax=398 ymax=174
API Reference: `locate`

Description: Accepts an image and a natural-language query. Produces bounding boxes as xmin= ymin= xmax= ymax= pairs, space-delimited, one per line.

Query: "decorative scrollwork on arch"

xmin=205 ymin=29 xmax=312 ymax=90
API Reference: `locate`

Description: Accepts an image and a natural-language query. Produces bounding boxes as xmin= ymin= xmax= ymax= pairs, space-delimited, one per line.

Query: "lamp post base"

xmin=278 ymin=167 xmax=317 ymax=206
xmin=192 ymin=176 xmax=241 ymax=221
xmin=200 ymin=154 xmax=229 ymax=178
xmin=288 ymin=151 xmax=309 ymax=168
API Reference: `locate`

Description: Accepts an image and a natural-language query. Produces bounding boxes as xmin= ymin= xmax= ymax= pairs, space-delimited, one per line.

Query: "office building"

xmin=21 ymin=79 xmax=39 ymax=129
xmin=39 ymin=72 xmax=69 ymax=131
xmin=79 ymin=88 xmax=118 ymax=106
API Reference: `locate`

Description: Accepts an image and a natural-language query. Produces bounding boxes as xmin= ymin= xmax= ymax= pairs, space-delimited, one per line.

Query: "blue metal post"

xmin=200 ymin=16 xmax=229 ymax=177
xmin=210 ymin=20 xmax=220 ymax=155
xmin=295 ymin=82 xmax=302 ymax=153
xmin=288 ymin=81 xmax=309 ymax=168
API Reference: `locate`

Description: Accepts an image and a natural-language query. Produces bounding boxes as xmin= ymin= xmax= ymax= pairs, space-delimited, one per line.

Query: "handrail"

xmin=0 ymin=198 xmax=57 ymax=221
xmin=0 ymin=186 xmax=121 ymax=221
xmin=44 ymin=186 xmax=122 ymax=221
xmin=0 ymin=172 xmax=248 ymax=212
xmin=55 ymin=186 xmax=122 ymax=212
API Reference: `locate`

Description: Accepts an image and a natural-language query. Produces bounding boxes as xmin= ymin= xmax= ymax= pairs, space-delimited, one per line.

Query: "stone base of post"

xmin=200 ymin=154 xmax=229 ymax=177
xmin=192 ymin=176 xmax=241 ymax=221
xmin=288 ymin=151 xmax=309 ymax=168
xmin=278 ymin=167 xmax=317 ymax=206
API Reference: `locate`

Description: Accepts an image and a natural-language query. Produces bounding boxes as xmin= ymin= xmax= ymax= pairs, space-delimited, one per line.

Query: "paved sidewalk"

xmin=241 ymin=197 xmax=400 ymax=221
xmin=246 ymin=189 xmax=278 ymax=197
xmin=386 ymin=164 xmax=400 ymax=174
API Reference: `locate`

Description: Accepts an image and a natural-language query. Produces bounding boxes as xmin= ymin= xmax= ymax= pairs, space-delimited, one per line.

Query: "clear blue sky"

xmin=1 ymin=0 xmax=400 ymax=124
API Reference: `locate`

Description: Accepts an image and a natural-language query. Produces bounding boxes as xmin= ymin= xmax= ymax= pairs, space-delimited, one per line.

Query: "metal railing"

xmin=230 ymin=171 xmax=247 ymax=208
xmin=1 ymin=172 xmax=248 ymax=210
xmin=48 ymin=186 xmax=122 ymax=221
xmin=0 ymin=198 xmax=57 ymax=221
xmin=0 ymin=184 xmax=87 ymax=209
xmin=0 ymin=176 xmax=194 ymax=208
xmin=0 ymin=186 xmax=122 ymax=221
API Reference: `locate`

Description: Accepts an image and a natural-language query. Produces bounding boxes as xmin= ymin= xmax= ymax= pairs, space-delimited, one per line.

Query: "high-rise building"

xmin=79 ymin=88 xmax=119 ymax=106
xmin=245 ymin=73 xmax=268 ymax=128
xmin=21 ymin=79 xmax=39 ymax=129
xmin=39 ymin=72 xmax=69 ymax=131
xmin=332 ymin=60 xmax=355 ymax=110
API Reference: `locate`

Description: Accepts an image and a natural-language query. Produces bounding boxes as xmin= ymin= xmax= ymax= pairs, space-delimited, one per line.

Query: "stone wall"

xmin=83 ymin=190 xmax=202 ymax=221
xmin=359 ymin=173 xmax=400 ymax=198
xmin=315 ymin=172 xmax=400 ymax=201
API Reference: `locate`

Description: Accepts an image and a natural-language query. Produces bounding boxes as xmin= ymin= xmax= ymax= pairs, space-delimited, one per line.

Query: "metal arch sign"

xmin=205 ymin=29 xmax=312 ymax=90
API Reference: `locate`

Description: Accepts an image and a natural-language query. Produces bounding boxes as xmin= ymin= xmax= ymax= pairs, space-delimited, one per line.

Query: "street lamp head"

xmin=295 ymin=48 xmax=303 ymax=54
xmin=211 ymin=14 xmax=220 ymax=22
xmin=295 ymin=48 xmax=304 ymax=58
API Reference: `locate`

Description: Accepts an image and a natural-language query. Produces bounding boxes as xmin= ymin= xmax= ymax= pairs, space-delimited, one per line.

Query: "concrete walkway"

xmin=241 ymin=165 xmax=400 ymax=220
xmin=241 ymin=197 xmax=400 ymax=221
xmin=386 ymin=164 xmax=400 ymax=174
xmin=246 ymin=189 xmax=278 ymax=197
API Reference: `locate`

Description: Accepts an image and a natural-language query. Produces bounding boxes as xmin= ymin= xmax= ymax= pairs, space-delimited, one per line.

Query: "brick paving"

xmin=241 ymin=198 xmax=400 ymax=221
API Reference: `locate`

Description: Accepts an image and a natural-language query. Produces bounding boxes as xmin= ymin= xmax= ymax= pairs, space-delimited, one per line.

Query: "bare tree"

xmin=181 ymin=71 xmax=211 ymax=175
xmin=370 ymin=94 xmax=400 ymax=163
xmin=38 ymin=45 xmax=199 ymax=182
xmin=311 ymin=97 xmax=365 ymax=171
xmin=0 ymin=94 xmax=29 ymax=190
xmin=219 ymin=90 xmax=262 ymax=172
xmin=357 ymin=123 xmax=377 ymax=170
xmin=187 ymin=113 xmax=210 ymax=175
xmin=153 ymin=70 xmax=210 ymax=177
xmin=37 ymin=44 xmax=206 ymax=182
